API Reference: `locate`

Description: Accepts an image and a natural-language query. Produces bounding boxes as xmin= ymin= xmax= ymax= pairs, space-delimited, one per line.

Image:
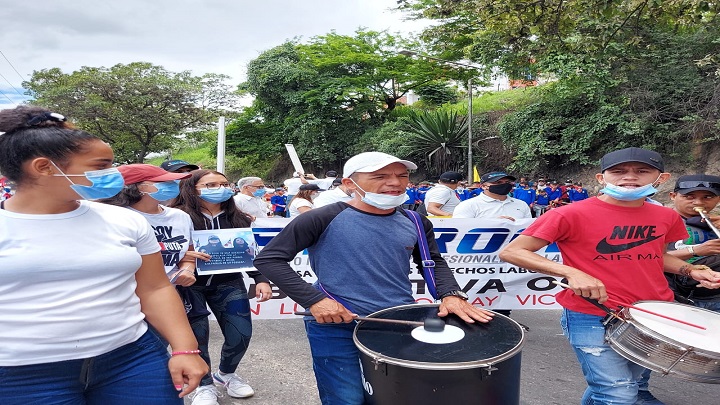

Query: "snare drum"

xmin=604 ymin=301 xmax=720 ymax=383
xmin=353 ymin=303 xmax=525 ymax=404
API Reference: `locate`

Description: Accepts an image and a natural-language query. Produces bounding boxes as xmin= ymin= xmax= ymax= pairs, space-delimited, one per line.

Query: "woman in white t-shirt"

xmin=289 ymin=183 xmax=322 ymax=217
xmin=102 ymin=163 xmax=202 ymax=286
xmin=0 ymin=106 xmax=207 ymax=404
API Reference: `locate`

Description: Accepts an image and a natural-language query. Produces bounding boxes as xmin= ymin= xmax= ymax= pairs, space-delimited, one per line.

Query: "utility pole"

xmin=399 ymin=50 xmax=479 ymax=181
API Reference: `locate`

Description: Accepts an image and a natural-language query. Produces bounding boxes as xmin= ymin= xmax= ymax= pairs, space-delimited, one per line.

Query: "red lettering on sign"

xmin=516 ymin=294 xmax=557 ymax=305
xmin=280 ymin=302 xmax=301 ymax=314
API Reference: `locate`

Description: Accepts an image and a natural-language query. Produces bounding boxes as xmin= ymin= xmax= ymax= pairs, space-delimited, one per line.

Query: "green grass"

xmin=470 ymin=86 xmax=542 ymax=113
xmin=146 ymin=144 xmax=217 ymax=168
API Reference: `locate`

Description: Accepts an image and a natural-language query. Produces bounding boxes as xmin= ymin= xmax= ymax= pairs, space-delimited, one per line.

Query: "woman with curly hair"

xmin=170 ymin=169 xmax=272 ymax=405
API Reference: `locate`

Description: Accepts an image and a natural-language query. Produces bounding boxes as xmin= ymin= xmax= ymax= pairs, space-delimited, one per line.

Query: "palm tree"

xmin=400 ymin=109 xmax=468 ymax=176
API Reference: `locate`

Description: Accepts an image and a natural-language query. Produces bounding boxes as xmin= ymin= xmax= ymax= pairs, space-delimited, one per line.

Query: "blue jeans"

xmin=693 ymin=299 xmax=720 ymax=312
xmin=190 ymin=278 xmax=253 ymax=387
xmin=561 ymin=309 xmax=650 ymax=405
xmin=0 ymin=329 xmax=180 ymax=405
xmin=304 ymin=320 xmax=366 ymax=405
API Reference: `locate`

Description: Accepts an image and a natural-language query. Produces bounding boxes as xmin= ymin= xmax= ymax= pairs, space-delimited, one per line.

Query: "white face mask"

xmin=350 ymin=179 xmax=407 ymax=209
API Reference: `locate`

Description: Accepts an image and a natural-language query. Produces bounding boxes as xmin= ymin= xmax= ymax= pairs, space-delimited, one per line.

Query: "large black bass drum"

xmin=353 ymin=303 xmax=525 ymax=405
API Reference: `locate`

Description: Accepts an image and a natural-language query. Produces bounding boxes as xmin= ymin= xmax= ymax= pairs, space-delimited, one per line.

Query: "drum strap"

xmin=317 ymin=282 xmax=355 ymax=312
xmin=404 ymin=209 xmax=438 ymax=300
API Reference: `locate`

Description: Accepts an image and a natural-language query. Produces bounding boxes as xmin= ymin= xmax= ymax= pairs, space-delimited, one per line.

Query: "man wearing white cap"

xmin=254 ymin=151 xmax=493 ymax=405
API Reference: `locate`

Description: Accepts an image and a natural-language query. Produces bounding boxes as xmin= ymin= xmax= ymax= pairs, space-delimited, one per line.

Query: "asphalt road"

xmin=189 ymin=309 xmax=718 ymax=405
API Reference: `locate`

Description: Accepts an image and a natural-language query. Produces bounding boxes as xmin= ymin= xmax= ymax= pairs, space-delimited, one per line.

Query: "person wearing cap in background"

xmin=313 ymin=178 xmax=353 ymax=208
xmin=288 ymin=183 xmax=324 ymax=217
xmin=500 ymin=147 xmax=720 ymax=405
xmin=234 ymin=177 xmax=271 ymax=221
xmin=666 ymin=174 xmax=720 ymax=311
xmin=559 ymin=178 xmax=574 ymax=203
xmin=100 ymin=164 xmax=202 ymax=288
xmin=424 ymin=171 xmax=464 ymax=216
xmin=283 ymin=171 xmax=322 ymax=217
xmin=161 ymin=159 xmax=200 ymax=174
xmin=545 ymin=179 xmax=563 ymax=208
xmin=270 ymin=188 xmax=288 ymax=217
xmin=315 ymin=170 xmax=339 ymax=190
xmin=535 ymin=177 xmax=547 ymax=192
xmin=453 ymin=171 xmax=531 ymax=221
xmin=511 ymin=178 xmax=537 ymax=214
xmin=254 ymin=151 xmax=494 ymax=405
xmin=568 ymin=182 xmax=589 ymax=203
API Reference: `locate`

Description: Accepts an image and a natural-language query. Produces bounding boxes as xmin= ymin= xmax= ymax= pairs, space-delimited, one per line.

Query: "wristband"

xmin=687 ymin=245 xmax=696 ymax=256
xmin=679 ymin=264 xmax=692 ymax=277
xmin=171 ymin=350 xmax=201 ymax=356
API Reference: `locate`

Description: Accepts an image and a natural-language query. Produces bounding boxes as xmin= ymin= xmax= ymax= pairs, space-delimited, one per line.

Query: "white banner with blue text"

xmin=245 ymin=217 xmax=563 ymax=319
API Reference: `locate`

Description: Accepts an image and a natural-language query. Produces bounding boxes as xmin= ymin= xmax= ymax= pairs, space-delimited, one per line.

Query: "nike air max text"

xmin=609 ymin=225 xmax=657 ymax=239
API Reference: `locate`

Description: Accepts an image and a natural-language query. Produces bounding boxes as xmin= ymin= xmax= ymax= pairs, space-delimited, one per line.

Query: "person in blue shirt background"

xmin=513 ymin=181 xmax=536 ymax=211
xmin=403 ymin=182 xmax=420 ymax=210
xmin=456 ymin=181 xmax=472 ymax=201
xmin=534 ymin=189 xmax=550 ymax=217
xmin=545 ymin=180 xmax=563 ymax=208
xmin=568 ymin=182 xmax=589 ymax=203
xmin=417 ymin=182 xmax=431 ymax=203
xmin=270 ymin=188 xmax=288 ymax=217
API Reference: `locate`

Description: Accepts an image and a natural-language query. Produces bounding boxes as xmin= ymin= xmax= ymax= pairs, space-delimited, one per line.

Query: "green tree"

xmin=399 ymin=109 xmax=468 ymax=175
xmin=235 ymin=30 xmax=485 ymax=170
xmin=24 ymin=62 xmax=238 ymax=162
xmin=415 ymin=81 xmax=459 ymax=106
xmin=401 ymin=0 xmax=720 ymax=168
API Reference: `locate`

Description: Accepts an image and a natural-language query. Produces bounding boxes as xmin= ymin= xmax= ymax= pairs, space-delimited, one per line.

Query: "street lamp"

xmin=399 ymin=50 xmax=477 ymax=182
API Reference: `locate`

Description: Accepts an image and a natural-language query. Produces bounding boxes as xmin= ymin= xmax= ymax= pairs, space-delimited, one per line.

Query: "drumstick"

xmin=551 ymin=281 xmax=707 ymax=331
xmin=293 ymin=311 xmax=446 ymax=332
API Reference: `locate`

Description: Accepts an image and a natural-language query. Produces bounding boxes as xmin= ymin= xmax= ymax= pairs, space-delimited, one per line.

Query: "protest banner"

xmin=240 ymin=217 xmax=564 ymax=319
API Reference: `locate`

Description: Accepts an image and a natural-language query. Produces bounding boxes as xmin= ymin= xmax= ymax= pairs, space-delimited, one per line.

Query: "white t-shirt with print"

xmin=0 ymin=201 xmax=160 ymax=366
xmin=289 ymin=198 xmax=314 ymax=217
xmin=129 ymin=206 xmax=194 ymax=277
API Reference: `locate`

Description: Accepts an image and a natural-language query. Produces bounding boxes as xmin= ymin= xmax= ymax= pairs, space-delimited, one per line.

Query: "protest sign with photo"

xmin=194 ymin=228 xmax=258 ymax=275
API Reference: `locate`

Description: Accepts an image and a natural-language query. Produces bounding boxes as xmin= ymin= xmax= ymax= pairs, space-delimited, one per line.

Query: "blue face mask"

xmin=52 ymin=162 xmax=125 ymax=200
xmin=199 ymin=187 xmax=234 ymax=203
xmin=253 ymin=189 xmax=266 ymax=198
xmin=600 ymin=176 xmax=661 ymax=201
xmin=147 ymin=181 xmax=180 ymax=202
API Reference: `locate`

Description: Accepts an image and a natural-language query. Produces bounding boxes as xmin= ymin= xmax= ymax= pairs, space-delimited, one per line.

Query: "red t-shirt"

xmin=523 ymin=197 xmax=688 ymax=316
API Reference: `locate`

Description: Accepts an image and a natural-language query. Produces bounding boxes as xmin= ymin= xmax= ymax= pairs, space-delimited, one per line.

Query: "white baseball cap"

xmin=343 ymin=152 xmax=417 ymax=178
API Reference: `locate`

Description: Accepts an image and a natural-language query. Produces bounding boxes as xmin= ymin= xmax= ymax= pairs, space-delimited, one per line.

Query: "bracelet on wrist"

xmin=686 ymin=245 xmax=696 ymax=256
xmin=171 ymin=349 xmax=201 ymax=356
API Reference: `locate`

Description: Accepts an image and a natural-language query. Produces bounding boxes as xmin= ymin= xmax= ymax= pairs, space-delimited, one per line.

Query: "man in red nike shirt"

xmin=500 ymin=147 xmax=720 ymax=405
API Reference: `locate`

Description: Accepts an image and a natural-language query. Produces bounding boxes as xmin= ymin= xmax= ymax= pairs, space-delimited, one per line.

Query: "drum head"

xmin=628 ymin=301 xmax=720 ymax=352
xmin=354 ymin=303 xmax=524 ymax=370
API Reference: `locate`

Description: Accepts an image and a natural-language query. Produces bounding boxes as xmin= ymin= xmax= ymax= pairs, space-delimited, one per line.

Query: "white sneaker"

xmin=213 ymin=371 xmax=255 ymax=398
xmin=191 ymin=385 xmax=220 ymax=405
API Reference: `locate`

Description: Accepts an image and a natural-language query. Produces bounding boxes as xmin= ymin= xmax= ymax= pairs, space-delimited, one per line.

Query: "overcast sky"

xmin=0 ymin=0 xmax=429 ymax=109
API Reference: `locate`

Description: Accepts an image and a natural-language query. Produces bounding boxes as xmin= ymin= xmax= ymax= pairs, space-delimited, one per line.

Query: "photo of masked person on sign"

xmin=194 ymin=229 xmax=258 ymax=275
